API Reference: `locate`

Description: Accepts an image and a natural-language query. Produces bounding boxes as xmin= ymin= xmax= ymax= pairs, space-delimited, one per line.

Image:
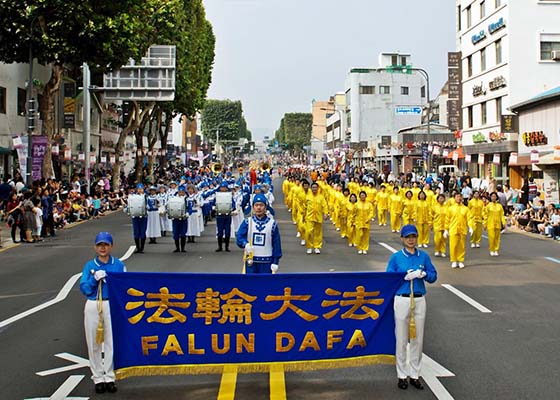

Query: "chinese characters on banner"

xmin=107 ymin=272 xmax=405 ymax=379
xmin=31 ymin=136 xmax=48 ymax=181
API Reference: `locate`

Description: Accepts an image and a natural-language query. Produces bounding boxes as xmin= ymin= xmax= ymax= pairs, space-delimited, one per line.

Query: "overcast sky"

xmin=203 ymin=0 xmax=456 ymax=140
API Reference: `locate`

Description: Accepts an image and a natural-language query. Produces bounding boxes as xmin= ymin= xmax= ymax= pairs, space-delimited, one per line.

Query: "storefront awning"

xmin=445 ymin=147 xmax=464 ymax=159
xmin=0 ymin=147 xmax=15 ymax=155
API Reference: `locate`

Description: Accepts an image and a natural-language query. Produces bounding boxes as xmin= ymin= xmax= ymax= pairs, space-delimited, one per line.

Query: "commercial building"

xmin=311 ymin=100 xmax=334 ymax=141
xmin=457 ymin=0 xmax=560 ymax=184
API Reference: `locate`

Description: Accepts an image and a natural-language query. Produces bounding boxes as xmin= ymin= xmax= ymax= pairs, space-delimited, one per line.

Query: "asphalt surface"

xmin=1 ymin=179 xmax=560 ymax=400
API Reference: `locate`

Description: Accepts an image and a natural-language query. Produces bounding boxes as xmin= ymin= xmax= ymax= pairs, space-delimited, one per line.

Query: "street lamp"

xmin=26 ymin=15 xmax=40 ymax=186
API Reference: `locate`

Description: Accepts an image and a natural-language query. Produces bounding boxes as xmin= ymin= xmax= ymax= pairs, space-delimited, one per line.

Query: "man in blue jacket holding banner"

xmin=386 ymin=224 xmax=437 ymax=391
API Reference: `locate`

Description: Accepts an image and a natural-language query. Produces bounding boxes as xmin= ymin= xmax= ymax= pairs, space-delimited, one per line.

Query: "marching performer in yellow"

xmin=305 ymin=182 xmax=329 ymax=254
xmin=467 ymin=190 xmax=484 ymax=248
xmin=445 ymin=192 xmax=469 ymax=268
xmin=346 ymin=193 xmax=358 ymax=247
xmin=337 ymin=188 xmax=351 ymax=239
xmin=390 ymin=186 xmax=404 ymax=232
xmin=296 ymin=180 xmax=311 ymax=246
xmin=288 ymin=178 xmax=301 ymax=224
xmin=355 ymin=191 xmax=375 ymax=254
xmin=483 ymin=192 xmax=506 ymax=256
xmin=402 ymin=190 xmax=416 ymax=226
xmin=415 ymin=191 xmax=431 ymax=248
xmin=431 ymin=193 xmax=447 ymax=257
xmin=377 ymin=185 xmax=389 ymax=226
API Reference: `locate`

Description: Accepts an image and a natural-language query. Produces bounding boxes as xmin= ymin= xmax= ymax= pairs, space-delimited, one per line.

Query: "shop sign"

xmin=489 ymin=132 xmax=507 ymax=142
xmin=478 ymin=154 xmax=485 ymax=165
xmin=501 ymin=115 xmax=518 ymax=133
xmin=465 ymin=154 xmax=472 ymax=163
xmin=472 ymin=132 xmax=487 ymax=144
xmin=522 ymin=131 xmax=548 ymax=147
xmin=509 ymin=152 xmax=518 ymax=165
xmin=530 ymin=150 xmax=539 ymax=164
xmin=472 ymin=83 xmax=486 ymax=97
xmin=472 ymin=30 xmax=487 ymax=44
xmin=488 ymin=17 xmax=506 ymax=34
xmin=489 ymin=76 xmax=507 ymax=91
xmin=493 ymin=154 xmax=500 ymax=165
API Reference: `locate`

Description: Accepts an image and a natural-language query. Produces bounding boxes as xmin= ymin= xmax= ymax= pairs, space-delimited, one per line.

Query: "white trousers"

xmin=84 ymin=300 xmax=115 ymax=384
xmin=394 ymin=295 xmax=426 ymax=379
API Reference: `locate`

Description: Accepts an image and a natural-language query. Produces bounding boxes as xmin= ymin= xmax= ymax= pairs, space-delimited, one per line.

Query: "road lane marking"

xmin=0 ymin=242 xmax=21 ymax=252
xmin=0 ymin=246 xmax=136 ymax=329
xmin=441 ymin=284 xmax=492 ymax=313
xmin=24 ymin=375 xmax=87 ymax=400
xmin=217 ymin=365 xmax=238 ymax=400
xmin=545 ymin=257 xmax=560 ymax=264
xmin=378 ymin=242 xmax=398 ymax=254
xmin=121 ymin=245 xmax=136 ymax=261
xmin=269 ymin=364 xmax=287 ymax=400
xmin=421 ymin=353 xmax=456 ymax=400
xmin=36 ymin=353 xmax=89 ymax=376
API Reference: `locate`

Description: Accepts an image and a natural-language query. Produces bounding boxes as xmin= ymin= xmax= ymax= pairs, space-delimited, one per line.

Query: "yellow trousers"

xmin=347 ymin=223 xmax=356 ymax=246
xmin=471 ymin=222 xmax=483 ymax=244
xmin=403 ymin=215 xmax=413 ymax=226
xmin=339 ymin=216 xmax=347 ymax=238
xmin=357 ymin=227 xmax=371 ymax=251
xmin=297 ymin=217 xmax=307 ymax=241
xmin=417 ymin=223 xmax=430 ymax=245
xmin=306 ymin=221 xmax=323 ymax=249
xmin=449 ymin=234 xmax=466 ymax=262
xmin=487 ymin=228 xmax=501 ymax=252
xmin=378 ymin=209 xmax=387 ymax=225
xmin=434 ymin=230 xmax=446 ymax=254
xmin=291 ymin=206 xmax=298 ymax=223
xmin=390 ymin=213 xmax=402 ymax=232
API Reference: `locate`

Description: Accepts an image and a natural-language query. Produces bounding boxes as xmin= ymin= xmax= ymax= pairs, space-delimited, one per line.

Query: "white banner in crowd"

xmin=78 ymin=152 xmax=85 ymax=161
xmin=452 ymin=151 xmax=459 ymax=161
xmin=530 ymin=150 xmax=539 ymax=164
xmin=51 ymin=145 xmax=59 ymax=155
xmin=442 ymin=149 xmax=449 ymax=158
xmin=101 ymin=155 xmax=107 ymax=163
xmin=64 ymin=148 xmax=72 ymax=161
xmin=493 ymin=154 xmax=500 ymax=165
xmin=110 ymin=155 xmax=116 ymax=164
xmin=90 ymin=154 xmax=96 ymax=164
xmin=509 ymin=152 xmax=517 ymax=165
xmin=478 ymin=154 xmax=485 ymax=165
xmin=465 ymin=154 xmax=472 ymax=163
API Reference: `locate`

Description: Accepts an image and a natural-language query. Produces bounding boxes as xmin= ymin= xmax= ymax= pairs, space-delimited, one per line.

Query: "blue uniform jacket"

xmin=236 ymin=215 xmax=282 ymax=265
xmin=386 ymin=248 xmax=437 ymax=296
xmin=79 ymin=256 xmax=126 ymax=300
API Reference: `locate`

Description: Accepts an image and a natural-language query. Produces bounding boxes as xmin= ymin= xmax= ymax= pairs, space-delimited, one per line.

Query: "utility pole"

xmin=83 ymin=63 xmax=91 ymax=194
xmin=25 ymin=16 xmax=38 ymax=186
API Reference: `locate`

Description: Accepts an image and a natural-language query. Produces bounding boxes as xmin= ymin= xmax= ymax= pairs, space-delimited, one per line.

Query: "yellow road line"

xmin=0 ymin=242 xmax=20 ymax=253
xmin=65 ymin=220 xmax=87 ymax=229
xmin=217 ymin=365 xmax=238 ymax=400
xmin=270 ymin=364 xmax=287 ymax=400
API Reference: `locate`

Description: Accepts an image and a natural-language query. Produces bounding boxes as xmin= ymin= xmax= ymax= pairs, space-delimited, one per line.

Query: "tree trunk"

xmin=111 ymin=102 xmax=139 ymax=189
xmin=158 ymin=113 xmax=173 ymax=175
xmin=40 ymin=62 xmax=64 ymax=179
xmin=134 ymin=105 xmax=154 ymax=184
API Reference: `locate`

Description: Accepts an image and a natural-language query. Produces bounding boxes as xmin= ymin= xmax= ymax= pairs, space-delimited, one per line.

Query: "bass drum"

xmin=215 ymin=192 xmax=233 ymax=215
xmin=128 ymin=194 xmax=147 ymax=217
xmin=167 ymin=196 xmax=187 ymax=219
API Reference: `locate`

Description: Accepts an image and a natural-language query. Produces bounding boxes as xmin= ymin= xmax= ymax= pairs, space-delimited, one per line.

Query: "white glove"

xmin=404 ymin=269 xmax=422 ymax=281
xmin=500 ymin=228 xmax=506 ymax=234
xmin=271 ymin=264 xmax=279 ymax=273
xmin=469 ymin=227 xmax=473 ymax=235
xmin=244 ymin=243 xmax=253 ymax=254
xmin=443 ymin=230 xmax=449 ymax=239
xmin=419 ymin=271 xmax=427 ymax=279
xmin=94 ymin=270 xmax=107 ymax=281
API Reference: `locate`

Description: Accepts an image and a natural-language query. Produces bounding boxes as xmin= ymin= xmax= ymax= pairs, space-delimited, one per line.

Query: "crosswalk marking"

xmin=269 ymin=364 xmax=287 ymax=400
xmin=217 ymin=365 xmax=238 ymax=400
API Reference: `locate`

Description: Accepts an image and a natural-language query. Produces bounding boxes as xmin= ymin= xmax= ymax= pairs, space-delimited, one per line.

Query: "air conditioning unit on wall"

xmin=551 ymin=50 xmax=560 ymax=61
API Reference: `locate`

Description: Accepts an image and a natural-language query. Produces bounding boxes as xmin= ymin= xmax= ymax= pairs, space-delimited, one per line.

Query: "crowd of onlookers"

xmin=0 ymin=172 xmax=126 ymax=245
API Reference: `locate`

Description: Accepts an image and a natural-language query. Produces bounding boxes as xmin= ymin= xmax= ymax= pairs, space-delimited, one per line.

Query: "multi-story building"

xmin=311 ymin=100 xmax=333 ymax=141
xmin=344 ymin=52 xmax=427 ymax=171
xmin=457 ymin=0 xmax=560 ymax=184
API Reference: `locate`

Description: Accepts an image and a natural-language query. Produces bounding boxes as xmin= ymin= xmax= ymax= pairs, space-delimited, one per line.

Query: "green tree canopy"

xmin=201 ymin=99 xmax=250 ymax=142
xmin=276 ymin=113 xmax=312 ymax=150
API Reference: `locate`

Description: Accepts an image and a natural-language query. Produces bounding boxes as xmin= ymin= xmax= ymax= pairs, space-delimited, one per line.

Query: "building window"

xmin=495 ymin=0 xmax=501 ymax=8
xmin=401 ymin=56 xmax=407 ymax=66
xmin=480 ymin=48 xmax=486 ymax=71
xmin=480 ymin=1 xmax=485 ymax=18
xmin=496 ymin=97 xmax=502 ymax=121
xmin=481 ymin=101 xmax=487 ymax=125
xmin=360 ymin=85 xmax=375 ymax=95
xmin=0 ymin=87 xmax=6 ymax=114
xmin=540 ymin=41 xmax=560 ymax=60
xmin=17 ymin=88 xmax=26 ymax=116
xmin=401 ymin=86 xmax=409 ymax=95
xmin=457 ymin=5 xmax=462 ymax=31
xmin=466 ymin=5 xmax=472 ymax=28
xmin=380 ymin=86 xmax=390 ymax=95
xmin=467 ymin=55 xmax=473 ymax=77
xmin=468 ymin=106 xmax=473 ymax=128
xmin=391 ymin=55 xmax=398 ymax=66
xmin=421 ymin=86 xmax=426 ymax=98
xmin=495 ymin=39 xmax=502 ymax=64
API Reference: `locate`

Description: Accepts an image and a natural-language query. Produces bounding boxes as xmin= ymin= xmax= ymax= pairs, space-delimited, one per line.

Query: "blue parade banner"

xmin=107 ymin=272 xmax=405 ymax=379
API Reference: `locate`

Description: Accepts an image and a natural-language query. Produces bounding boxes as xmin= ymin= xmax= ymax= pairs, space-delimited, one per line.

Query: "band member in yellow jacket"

xmin=377 ymin=185 xmax=389 ymax=226
xmin=390 ymin=186 xmax=404 ymax=232
xmin=415 ymin=191 xmax=431 ymax=248
xmin=467 ymin=190 xmax=484 ymax=248
xmin=355 ymin=191 xmax=375 ymax=254
xmin=346 ymin=193 xmax=358 ymax=247
xmin=432 ymin=194 xmax=447 ymax=257
xmin=445 ymin=192 xmax=470 ymax=268
xmin=402 ymin=190 xmax=416 ymax=226
xmin=337 ymin=188 xmax=351 ymax=239
xmin=305 ymin=182 xmax=329 ymax=254
xmin=296 ymin=180 xmax=311 ymax=246
xmin=483 ymin=192 xmax=506 ymax=256
xmin=288 ymin=178 xmax=301 ymax=224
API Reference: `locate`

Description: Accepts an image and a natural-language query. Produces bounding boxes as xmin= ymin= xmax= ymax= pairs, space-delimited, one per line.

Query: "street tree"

xmin=201 ymin=99 xmax=249 ymax=143
xmin=276 ymin=113 xmax=312 ymax=152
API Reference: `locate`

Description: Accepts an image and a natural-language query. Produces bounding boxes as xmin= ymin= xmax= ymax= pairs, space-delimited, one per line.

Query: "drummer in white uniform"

xmin=186 ymin=184 xmax=202 ymax=243
xmin=157 ymin=185 xmax=172 ymax=237
xmin=146 ymin=186 xmax=162 ymax=244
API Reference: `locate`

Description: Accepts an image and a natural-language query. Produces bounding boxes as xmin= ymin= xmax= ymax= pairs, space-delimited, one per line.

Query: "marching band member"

xmin=445 ymin=192 xmax=469 ymax=268
xmin=170 ymin=185 xmax=192 ymax=253
xmin=236 ymin=193 xmax=282 ymax=274
xmin=415 ymin=191 xmax=431 ymax=248
xmin=337 ymin=188 xmax=351 ymax=239
xmin=377 ymin=185 xmax=389 ymax=226
xmin=390 ymin=186 xmax=404 ymax=233
xmin=215 ymin=182 xmax=235 ymax=252
xmin=79 ymin=232 xmax=126 ymax=394
xmin=146 ymin=186 xmax=162 ymax=244
xmin=130 ymin=183 xmax=147 ymax=253
xmin=402 ymin=190 xmax=416 ymax=226
xmin=356 ymin=190 xmax=375 ymax=255
xmin=431 ymin=193 xmax=447 ymax=257
xmin=157 ymin=185 xmax=172 ymax=237
xmin=468 ymin=190 xmax=484 ymax=248
xmin=305 ymin=182 xmax=329 ymax=254
xmin=186 ymin=184 xmax=203 ymax=242
xmin=483 ymin=192 xmax=506 ymax=256
xmin=296 ymin=180 xmax=311 ymax=246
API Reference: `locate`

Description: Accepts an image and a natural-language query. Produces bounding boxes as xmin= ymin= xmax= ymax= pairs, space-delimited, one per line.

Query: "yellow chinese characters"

xmin=125 ymin=287 xmax=191 ymax=324
xmin=321 ymin=286 xmax=384 ymax=320
xmin=193 ymin=288 xmax=257 ymax=326
xmin=260 ymin=287 xmax=319 ymax=322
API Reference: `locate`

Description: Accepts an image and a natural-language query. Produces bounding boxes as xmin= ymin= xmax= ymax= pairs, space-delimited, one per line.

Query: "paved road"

xmin=1 ymin=179 xmax=560 ymax=400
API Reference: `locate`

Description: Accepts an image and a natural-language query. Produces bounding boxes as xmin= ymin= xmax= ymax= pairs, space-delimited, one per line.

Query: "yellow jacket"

xmin=415 ymin=200 xmax=432 ymax=224
xmin=468 ymin=198 xmax=484 ymax=225
xmin=296 ymin=187 xmax=310 ymax=219
xmin=446 ymin=203 xmax=470 ymax=235
xmin=366 ymin=187 xmax=377 ymax=206
xmin=483 ymin=202 xmax=506 ymax=229
xmin=431 ymin=202 xmax=447 ymax=231
xmin=403 ymin=198 xmax=417 ymax=222
xmin=306 ymin=192 xmax=328 ymax=223
xmin=355 ymin=200 xmax=374 ymax=229
xmin=390 ymin=193 xmax=404 ymax=215
xmin=347 ymin=202 xmax=357 ymax=227
xmin=338 ymin=193 xmax=349 ymax=217
xmin=377 ymin=191 xmax=389 ymax=210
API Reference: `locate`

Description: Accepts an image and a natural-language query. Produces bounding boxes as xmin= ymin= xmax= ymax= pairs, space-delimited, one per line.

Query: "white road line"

xmin=441 ymin=284 xmax=492 ymax=313
xmin=545 ymin=257 xmax=560 ymax=264
xmin=0 ymin=246 xmax=135 ymax=329
xmin=49 ymin=375 xmax=85 ymax=400
xmin=378 ymin=242 xmax=398 ymax=254
xmin=36 ymin=353 xmax=89 ymax=377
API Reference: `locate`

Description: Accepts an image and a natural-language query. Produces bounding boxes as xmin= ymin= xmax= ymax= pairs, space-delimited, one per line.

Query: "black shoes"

xmin=95 ymin=381 xmax=117 ymax=393
xmin=409 ymin=378 xmax=424 ymax=390
xmin=397 ymin=378 xmax=408 ymax=390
